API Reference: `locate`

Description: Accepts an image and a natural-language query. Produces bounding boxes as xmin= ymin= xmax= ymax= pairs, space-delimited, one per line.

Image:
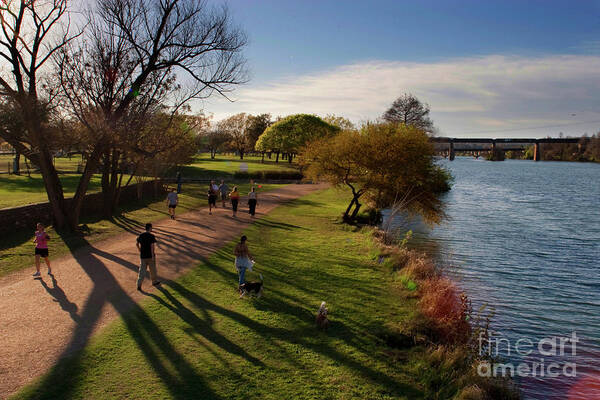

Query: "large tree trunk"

xmin=38 ymin=146 xmax=69 ymax=228
xmin=239 ymin=149 xmax=244 ymax=160
xmin=101 ymin=148 xmax=121 ymax=217
xmin=288 ymin=153 xmax=293 ymax=163
xmin=68 ymin=146 xmax=103 ymax=229
xmin=344 ymin=197 xmax=356 ymax=221
xmin=21 ymin=114 xmax=69 ymax=228
xmin=275 ymin=151 xmax=280 ymax=163
xmin=350 ymin=201 xmax=362 ymax=220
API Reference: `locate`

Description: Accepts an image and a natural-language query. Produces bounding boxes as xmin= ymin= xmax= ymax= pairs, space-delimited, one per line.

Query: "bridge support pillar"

xmin=534 ymin=141 xmax=541 ymax=161
xmin=449 ymin=140 xmax=455 ymax=161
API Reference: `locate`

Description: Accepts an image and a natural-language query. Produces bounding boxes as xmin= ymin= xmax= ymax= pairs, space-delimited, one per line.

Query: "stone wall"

xmin=0 ymin=180 xmax=166 ymax=235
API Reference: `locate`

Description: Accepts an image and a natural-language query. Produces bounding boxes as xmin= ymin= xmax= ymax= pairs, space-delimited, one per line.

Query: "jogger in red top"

xmin=33 ymin=223 xmax=52 ymax=277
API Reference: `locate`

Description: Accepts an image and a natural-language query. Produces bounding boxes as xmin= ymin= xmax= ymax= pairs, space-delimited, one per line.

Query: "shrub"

xmin=419 ymin=277 xmax=471 ymax=344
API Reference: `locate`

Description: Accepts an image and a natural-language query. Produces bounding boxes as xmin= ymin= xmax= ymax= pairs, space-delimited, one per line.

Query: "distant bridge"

xmin=431 ymin=137 xmax=581 ymax=161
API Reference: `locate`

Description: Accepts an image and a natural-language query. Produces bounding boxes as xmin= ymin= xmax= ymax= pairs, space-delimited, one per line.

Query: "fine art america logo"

xmin=477 ymin=332 xmax=579 ymax=378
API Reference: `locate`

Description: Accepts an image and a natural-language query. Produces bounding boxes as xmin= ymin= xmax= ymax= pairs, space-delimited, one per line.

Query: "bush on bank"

xmin=370 ymin=228 xmax=520 ymax=399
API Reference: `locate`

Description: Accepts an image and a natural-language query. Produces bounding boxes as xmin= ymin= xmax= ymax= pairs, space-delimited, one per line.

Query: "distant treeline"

xmin=506 ymin=134 xmax=600 ymax=162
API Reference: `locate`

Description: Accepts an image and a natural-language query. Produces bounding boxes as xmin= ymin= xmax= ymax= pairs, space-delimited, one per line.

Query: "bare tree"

xmin=382 ymin=93 xmax=435 ymax=134
xmin=0 ymin=0 xmax=81 ymax=227
xmin=55 ymin=0 xmax=248 ymax=221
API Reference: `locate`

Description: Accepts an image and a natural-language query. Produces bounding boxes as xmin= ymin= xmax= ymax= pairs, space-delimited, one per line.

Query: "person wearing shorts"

xmin=136 ymin=223 xmax=160 ymax=290
xmin=166 ymin=188 xmax=178 ymax=220
xmin=33 ymin=223 xmax=51 ymax=277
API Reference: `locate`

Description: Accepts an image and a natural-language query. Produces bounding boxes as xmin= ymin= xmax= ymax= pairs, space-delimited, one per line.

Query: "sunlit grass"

xmin=12 ymin=188 xmax=428 ymax=400
xmin=178 ymin=153 xmax=299 ymax=179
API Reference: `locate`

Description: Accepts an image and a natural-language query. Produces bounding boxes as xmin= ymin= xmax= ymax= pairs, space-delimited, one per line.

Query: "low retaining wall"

xmin=0 ymin=180 xmax=167 ymax=235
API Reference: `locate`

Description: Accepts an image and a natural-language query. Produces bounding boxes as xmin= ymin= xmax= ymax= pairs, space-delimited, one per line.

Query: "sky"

xmin=199 ymin=0 xmax=600 ymax=138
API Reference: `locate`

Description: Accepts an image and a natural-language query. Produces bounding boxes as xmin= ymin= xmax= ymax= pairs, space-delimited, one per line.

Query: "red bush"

xmin=419 ymin=276 xmax=471 ymax=343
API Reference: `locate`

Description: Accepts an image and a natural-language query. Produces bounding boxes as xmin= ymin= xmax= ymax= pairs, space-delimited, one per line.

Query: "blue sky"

xmin=203 ymin=0 xmax=600 ymax=138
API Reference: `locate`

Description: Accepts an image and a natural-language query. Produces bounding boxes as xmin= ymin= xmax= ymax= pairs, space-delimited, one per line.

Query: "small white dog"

xmin=316 ymin=301 xmax=329 ymax=330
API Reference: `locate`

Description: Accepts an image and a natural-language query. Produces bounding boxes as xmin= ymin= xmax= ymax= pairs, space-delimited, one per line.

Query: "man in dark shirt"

xmin=136 ymin=223 xmax=160 ymax=290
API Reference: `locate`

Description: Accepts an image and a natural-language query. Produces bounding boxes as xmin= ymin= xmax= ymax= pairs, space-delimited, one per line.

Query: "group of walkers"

xmin=168 ymin=179 xmax=258 ymax=219
xmin=150 ymin=179 xmax=261 ymax=290
xmin=32 ymin=179 xmax=260 ymax=293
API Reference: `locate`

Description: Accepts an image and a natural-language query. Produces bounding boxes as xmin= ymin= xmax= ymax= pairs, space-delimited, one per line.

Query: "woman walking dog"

xmin=234 ymin=236 xmax=254 ymax=290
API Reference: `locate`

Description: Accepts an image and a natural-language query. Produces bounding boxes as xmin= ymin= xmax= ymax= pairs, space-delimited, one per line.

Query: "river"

xmin=384 ymin=157 xmax=600 ymax=399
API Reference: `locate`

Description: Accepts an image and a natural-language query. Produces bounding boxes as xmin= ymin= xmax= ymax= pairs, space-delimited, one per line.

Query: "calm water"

xmin=385 ymin=157 xmax=600 ymax=399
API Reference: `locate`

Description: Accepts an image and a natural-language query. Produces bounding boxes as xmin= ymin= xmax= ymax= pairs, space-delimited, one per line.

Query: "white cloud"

xmin=201 ymin=54 xmax=600 ymax=138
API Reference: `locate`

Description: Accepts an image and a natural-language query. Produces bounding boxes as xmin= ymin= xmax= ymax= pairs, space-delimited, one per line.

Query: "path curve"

xmin=0 ymin=184 xmax=326 ymax=398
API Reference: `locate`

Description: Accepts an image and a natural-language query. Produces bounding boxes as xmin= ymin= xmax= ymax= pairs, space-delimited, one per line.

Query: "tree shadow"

xmin=252 ymin=219 xmax=308 ymax=231
xmin=146 ymin=286 xmax=264 ymax=366
xmin=166 ymin=280 xmax=422 ymax=398
xmin=23 ymin=232 xmax=219 ymax=400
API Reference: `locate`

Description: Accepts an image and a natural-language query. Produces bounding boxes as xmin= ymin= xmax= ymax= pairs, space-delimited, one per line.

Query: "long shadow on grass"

xmin=166 ymin=280 xmax=422 ymax=398
xmin=17 ymin=234 xmax=220 ymax=400
xmin=252 ymin=219 xmax=308 ymax=231
xmin=146 ymin=286 xmax=264 ymax=366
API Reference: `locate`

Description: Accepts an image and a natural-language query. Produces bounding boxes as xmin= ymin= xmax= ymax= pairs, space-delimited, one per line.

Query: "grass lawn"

xmin=177 ymin=153 xmax=299 ymax=179
xmin=0 ymin=174 xmax=105 ymax=209
xmin=0 ymin=155 xmax=83 ymax=174
xmin=12 ymin=188 xmax=430 ymax=400
xmin=0 ymin=153 xmax=298 ymax=209
xmin=0 ymin=183 xmax=281 ymax=277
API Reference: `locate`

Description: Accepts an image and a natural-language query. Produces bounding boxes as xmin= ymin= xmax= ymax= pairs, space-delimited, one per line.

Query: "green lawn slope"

xmin=12 ymin=188 xmax=430 ymax=400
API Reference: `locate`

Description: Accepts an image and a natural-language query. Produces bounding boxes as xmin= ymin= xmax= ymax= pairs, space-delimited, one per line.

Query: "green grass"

xmin=11 ymin=188 xmax=430 ymax=400
xmin=0 ymin=153 xmax=298 ymax=209
xmin=178 ymin=153 xmax=299 ymax=179
xmin=0 ymin=155 xmax=83 ymax=174
xmin=0 ymin=174 xmax=105 ymax=209
xmin=0 ymin=183 xmax=281 ymax=277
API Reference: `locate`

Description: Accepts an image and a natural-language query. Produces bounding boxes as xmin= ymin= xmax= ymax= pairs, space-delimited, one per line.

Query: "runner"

xmin=166 ymin=188 xmax=178 ymax=220
xmin=218 ymin=180 xmax=229 ymax=208
xmin=229 ymin=186 xmax=240 ymax=217
xmin=136 ymin=223 xmax=160 ymax=290
xmin=32 ymin=223 xmax=51 ymax=277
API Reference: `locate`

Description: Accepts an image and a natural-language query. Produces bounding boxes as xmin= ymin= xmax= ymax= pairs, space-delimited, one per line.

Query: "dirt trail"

xmin=0 ymin=184 xmax=325 ymax=398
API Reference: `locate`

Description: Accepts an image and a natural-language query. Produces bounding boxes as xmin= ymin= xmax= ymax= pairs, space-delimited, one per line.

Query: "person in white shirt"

xmin=166 ymin=188 xmax=178 ymax=220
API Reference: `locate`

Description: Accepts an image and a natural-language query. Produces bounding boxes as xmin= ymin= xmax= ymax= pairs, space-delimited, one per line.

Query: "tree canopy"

xmin=301 ymin=122 xmax=451 ymax=223
xmin=255 ymin=114 xmax=339 ymax=158
xmin=0 ymin=0 xmax=248 ymax=229
xmin=382 ymin=94 xmax=434 ymax=134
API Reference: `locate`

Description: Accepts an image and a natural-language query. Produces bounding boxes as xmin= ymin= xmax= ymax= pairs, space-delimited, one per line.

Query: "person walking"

xmin=207 ymin=181 xmax=217 ymax=215
xmin=234 ymin=235 xmax=253 ymax=290
xmin=166 ymin=188 xmax=178 ymax=220
xmin=218 ymin=180 xmax=229 ymax=208
xmin=136 ymin=223 xmax=160 ymax=290
xmin=248 ymin=186 xmax=258 ymax=217
xmin=229 ymin=186 xmax=240 ymax=217
xmin=33 ymin=223 xmax=51 ymax=277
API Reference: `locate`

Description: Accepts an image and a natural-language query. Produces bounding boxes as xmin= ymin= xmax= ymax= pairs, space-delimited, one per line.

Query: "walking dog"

xmin=239 ymin=274 xmax=264 ymax=298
